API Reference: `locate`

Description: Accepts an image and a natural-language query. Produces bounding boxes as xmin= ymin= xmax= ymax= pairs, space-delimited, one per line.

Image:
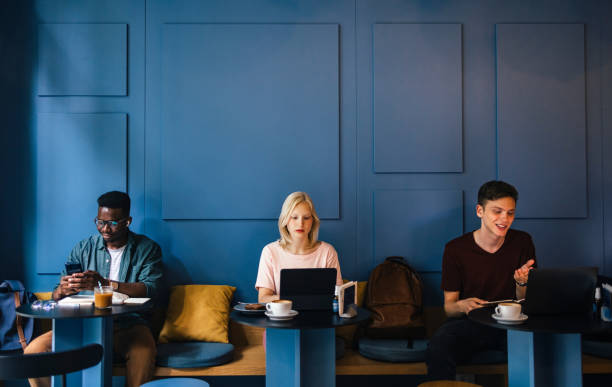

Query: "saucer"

xmin=265 ymin=310 xmax=299 ymax=321
xmin=492 ymin=313 xmax=528 ymax=325
xmin=233 ymin=303 xmax=266 ymax=315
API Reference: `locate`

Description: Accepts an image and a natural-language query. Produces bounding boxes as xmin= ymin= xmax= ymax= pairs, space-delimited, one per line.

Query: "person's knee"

xmin=127 ymin=340 xmax=156 ymax=358
xmin=24 ymin=331 xmax=52 ymax=355
xmin=126 ymin=334 xmax=156 ymax=363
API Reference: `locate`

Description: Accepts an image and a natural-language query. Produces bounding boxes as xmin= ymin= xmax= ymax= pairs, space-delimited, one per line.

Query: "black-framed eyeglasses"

xmin=94 ymin=217 xmax=128 ymax=229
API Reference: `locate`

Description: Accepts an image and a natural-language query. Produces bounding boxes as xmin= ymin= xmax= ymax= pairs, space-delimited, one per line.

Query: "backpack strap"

xmin=13 ymin=291 xmax=27 ymax=350
xmin=4 ymin=281 xmax=28 ymax=350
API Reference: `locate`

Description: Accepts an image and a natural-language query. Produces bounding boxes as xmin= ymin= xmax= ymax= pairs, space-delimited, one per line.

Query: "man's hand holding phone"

xmin=57 ymin=263 xmax=107 ymax=297
xmin=66 ymin=270 xmax=108 ymax=292
xmin=57 ymin=274 xmax=81 ymax=298
xmin=56 ymin=262 xmax=83 ymax=298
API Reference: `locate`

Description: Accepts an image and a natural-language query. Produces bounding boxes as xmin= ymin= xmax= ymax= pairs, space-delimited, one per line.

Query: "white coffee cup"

xmin=266 ymin=300 xmax=292 ymax=316
xmin=495 ymin=302 xmax=521 ymax=319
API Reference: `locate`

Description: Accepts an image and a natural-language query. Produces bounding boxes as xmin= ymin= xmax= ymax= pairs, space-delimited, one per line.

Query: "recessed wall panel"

xmin=38 ymin=24 xmax=127 ymax=96
xmin=497 ymin=24 xmax=586 ymax=218
xmin=160 ymin=24 xmax=339 ymax=219
xmin=374 ymin=190 xmax=463 ymax=272
xmin=36 ymin=113 xmax=127 ymax=273
xmin=373 ymin=23 xmax=463 ymax=173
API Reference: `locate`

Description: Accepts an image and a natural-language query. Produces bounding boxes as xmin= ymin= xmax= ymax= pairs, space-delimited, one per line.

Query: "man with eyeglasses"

xmin=24 ymin=191 xmax=163 ymax=387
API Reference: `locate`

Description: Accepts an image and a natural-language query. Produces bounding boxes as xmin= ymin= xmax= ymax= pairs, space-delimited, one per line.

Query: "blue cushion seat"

xmin=583 ymin=339 xmax=612 ymax=359
xmin=358 ymin=337 xmax=428 ymax=362
xmin=357 ymin=338 xmax=506 ymax=364
xmin=156 ymin=342 xmax=234 ymax=368
xmin=142 ymin=378 xmax=209 ymax=386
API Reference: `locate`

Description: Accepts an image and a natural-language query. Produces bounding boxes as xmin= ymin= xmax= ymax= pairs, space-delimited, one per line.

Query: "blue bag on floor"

xmin=0 ymin=280 xmax=37 ymax=351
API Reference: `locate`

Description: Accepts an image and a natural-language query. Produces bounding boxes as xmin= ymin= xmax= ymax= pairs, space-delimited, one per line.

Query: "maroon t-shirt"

xmin=441 ymin=229 xmax=536 ymax=301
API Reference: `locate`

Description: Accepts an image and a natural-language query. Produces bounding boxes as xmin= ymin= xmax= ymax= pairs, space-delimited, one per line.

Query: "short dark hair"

xmin=97 ymin=191 xmax=131 ymax=215
xmin=477 ymin=180 xmax=518 ymax=207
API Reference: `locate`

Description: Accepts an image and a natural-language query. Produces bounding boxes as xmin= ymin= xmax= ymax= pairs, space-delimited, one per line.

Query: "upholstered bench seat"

xmin=156 ymin=342 xmax=234 ymax=368
xmin=357 ymin=337 xmax=506 ymax=365
xmin=358 ymin=338 xmax=429 ymax=362
xmin=583 ymin=339 xmax=612 ymax=359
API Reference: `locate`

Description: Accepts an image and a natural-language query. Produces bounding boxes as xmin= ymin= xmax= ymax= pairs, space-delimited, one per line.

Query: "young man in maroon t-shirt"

xmin=426 ymin=180 xmax=536 ymax=380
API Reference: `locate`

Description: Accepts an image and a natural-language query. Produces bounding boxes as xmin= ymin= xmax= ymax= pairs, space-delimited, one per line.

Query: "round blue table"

xmin=231 ymin=307 xmax=370 ymax=387
xmin=469 ymin=306 xmax=610 ymax=387
xmin=18 ymin=301 xmax=151 ymax=387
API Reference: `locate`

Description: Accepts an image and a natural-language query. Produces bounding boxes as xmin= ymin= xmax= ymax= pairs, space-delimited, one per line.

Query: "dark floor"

xmin=142 ymin=374 xmax=612 ymax=387
xmin=1 ymin=373 xmax=610 ymax=386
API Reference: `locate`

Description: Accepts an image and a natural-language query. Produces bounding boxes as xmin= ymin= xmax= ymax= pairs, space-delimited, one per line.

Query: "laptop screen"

xmin=279 ymin=268 xmax=336 ymax=310
xmin=523 ymin=268 xmax=596 ymax=316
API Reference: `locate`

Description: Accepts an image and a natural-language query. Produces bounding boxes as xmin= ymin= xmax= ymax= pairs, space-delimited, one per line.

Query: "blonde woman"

xmin=255 ymin=191 xmax=343 ymax=303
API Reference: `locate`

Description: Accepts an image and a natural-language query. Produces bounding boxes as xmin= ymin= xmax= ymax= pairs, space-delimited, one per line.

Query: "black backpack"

xmin=0 ymin=280 xmax=37 ymax=352
xmin=364 ymin=257 xmax=425 ymax=338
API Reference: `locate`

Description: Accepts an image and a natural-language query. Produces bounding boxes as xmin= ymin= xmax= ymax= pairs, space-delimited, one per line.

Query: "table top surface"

xmin=16 ymin=301 xmax=152 ymax=320
xmin=231 ymin=306 xmax=371 ymax=329
xmin=469 ymin=305 xmax=611 ymax=334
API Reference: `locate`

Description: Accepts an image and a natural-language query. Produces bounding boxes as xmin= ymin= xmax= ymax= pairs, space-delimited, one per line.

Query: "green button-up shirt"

xmin=57 ymin=231 xmax=163 ymax=327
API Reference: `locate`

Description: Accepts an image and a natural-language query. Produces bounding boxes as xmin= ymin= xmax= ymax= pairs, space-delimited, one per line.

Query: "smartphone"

xmin=65 ymin=262 xmax=83 ymax=275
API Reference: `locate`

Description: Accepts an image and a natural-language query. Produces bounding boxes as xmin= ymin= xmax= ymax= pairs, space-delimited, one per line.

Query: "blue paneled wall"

xmin=5 ymin=0 xmax=612 ymax=306
xmin=159 ymin=23 xmax=340 ymax=219
xmin=497 ymin=23 xmax=587 ymax=218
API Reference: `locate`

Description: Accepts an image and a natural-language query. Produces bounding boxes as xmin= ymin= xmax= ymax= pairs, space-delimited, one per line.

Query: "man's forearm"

xmin=113 ymin=281 xmax=147 ymax=298
xmin=515 ymin=285 xmax=527 ymax=300
xmin=52 ymin=287 xmax=63 ymax=301
xmin=444 ymin=302 xmax=464 ymax=318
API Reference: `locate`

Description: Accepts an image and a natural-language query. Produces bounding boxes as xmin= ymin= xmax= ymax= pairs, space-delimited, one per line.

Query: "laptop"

xmin=279 ymin=268 xmax=336 ymax=311
xmin=522 ymin=267 xmax=596 ymax=316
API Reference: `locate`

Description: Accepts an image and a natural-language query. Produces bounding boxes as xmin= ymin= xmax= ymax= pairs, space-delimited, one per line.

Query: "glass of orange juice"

xmin=94 ymin=286 xmax=113 ymax=309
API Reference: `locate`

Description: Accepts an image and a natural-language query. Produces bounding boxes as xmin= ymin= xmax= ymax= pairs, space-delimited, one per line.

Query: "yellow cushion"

xmin=158 ymin=284 xmax=236 ymax=344
xmin=34 ymin=292 xmax=53 ymax=301
xmin=336 ymin=280 xmax=368 ymax=346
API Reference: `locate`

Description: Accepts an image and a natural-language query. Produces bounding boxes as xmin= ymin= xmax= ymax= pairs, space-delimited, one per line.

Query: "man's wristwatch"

xmin=515 ymin=280 xmax=527 ymax=287
xmin=110 ymin=281 xmax=119 ymax=291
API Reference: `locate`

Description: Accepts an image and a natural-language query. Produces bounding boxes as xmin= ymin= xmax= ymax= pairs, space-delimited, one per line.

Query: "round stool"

xmin=417 ymin=381 xmax=482 ymax=387
xmin=141 ymin=378 xmax=210 ymax=386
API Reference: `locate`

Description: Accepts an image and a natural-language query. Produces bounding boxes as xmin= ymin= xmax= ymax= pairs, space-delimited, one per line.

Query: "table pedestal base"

xmin=266 ymin=328 xmax=335 ymax=387
xmin=507 ymin=330 xmax=582 ymax=387
xmin=52 ymin=316 xmax=113 ymax=387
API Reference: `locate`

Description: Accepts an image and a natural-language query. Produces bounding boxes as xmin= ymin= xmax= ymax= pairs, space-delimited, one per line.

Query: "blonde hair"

xmin=278 ymin=192 xmax=320 ymax=249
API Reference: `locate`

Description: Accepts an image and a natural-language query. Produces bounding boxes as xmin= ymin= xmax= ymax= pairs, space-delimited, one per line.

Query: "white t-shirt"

xmin=255 ymin=241 xmax=343 ymax=294
xmin=108 ymin=245 xmax=126 ymax=281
